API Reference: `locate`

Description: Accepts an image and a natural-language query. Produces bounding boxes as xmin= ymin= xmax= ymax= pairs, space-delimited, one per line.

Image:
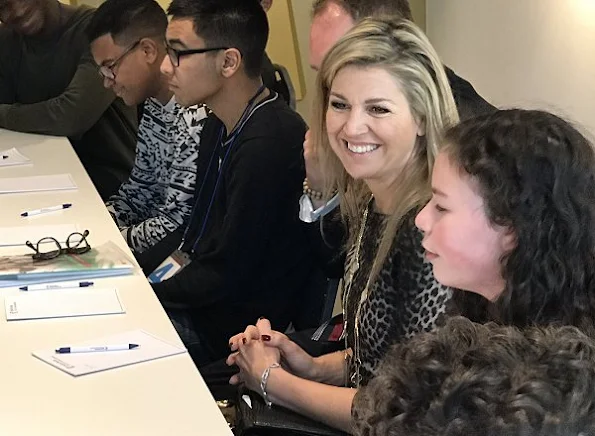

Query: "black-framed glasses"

xmin=165 ymin=45 xmax=229 ymax=67
xmin=25 ymin=230 xmax=91 ymax=261
xmin=98 ymin=40 xmax=142 ymax=80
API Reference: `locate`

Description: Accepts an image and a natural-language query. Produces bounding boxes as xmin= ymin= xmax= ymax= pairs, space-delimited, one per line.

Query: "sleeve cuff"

xmin=299 ymin=193 xmax=340 ymax=223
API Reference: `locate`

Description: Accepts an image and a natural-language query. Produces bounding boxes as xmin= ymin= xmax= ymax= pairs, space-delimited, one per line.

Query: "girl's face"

xmin=415 ymin=151 xmax=516 ymax=301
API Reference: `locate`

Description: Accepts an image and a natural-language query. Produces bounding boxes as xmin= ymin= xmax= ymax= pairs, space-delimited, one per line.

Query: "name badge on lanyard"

xmin=148 ymin=250 xmax=192 ymax=284
xmin=148 ymin=85 xmax=267 ymax=285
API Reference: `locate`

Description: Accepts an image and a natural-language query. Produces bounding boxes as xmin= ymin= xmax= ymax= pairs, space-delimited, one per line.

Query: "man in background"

xmin=300 ymin=0 xmax=495 ymax=224
xmin=309 ymin=0 xmax=495 ymax=120
xmin=0 ymin=0 xmax=137 ymax=199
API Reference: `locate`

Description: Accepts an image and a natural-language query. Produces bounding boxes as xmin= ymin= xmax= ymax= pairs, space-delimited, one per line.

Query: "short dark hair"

xmin=167 ymin=0 xmax=269 ymax=79
xmin=353 ymin=316 xmax=595 ymax=436
xmin=442 ymin=109 xmax=595 ymax=333
xmin=312 ymin=0 xmax=413 ymax=22
xmin=86 ymin=0 xmax=168 ymax=45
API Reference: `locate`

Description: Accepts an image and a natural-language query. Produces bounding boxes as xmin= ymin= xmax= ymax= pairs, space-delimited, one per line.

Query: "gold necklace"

xmin=342 ymin=196 xmax=373 ymax=387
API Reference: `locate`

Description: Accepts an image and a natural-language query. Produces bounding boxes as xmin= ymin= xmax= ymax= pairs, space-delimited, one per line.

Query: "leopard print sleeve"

xmin=355 ymin=211 xmax=452 ymax=385
xmin=396 ymin=214 xmax=453 ymax=340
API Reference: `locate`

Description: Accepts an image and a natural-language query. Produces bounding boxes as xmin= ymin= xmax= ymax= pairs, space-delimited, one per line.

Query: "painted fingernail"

xmin=229 ymin=342 xmax=233 ymax=348
xmin=258 ymin=316 xmax=265 ymax=321
xmin=242 ymin=338 xmax=247 ymax=344
xmin=261 ymin=335 xmax=271 ymax=341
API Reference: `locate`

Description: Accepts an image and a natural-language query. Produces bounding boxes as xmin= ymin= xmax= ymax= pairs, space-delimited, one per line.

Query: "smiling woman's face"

xmin=0 ymin=0 xmax=50 ymax=36
xmin=325 ymin=65 xmax=422 ymax=191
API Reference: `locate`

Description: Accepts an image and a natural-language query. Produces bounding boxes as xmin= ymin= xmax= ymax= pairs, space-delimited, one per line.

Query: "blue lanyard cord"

xmin=178 ymin=127 xmax=224 ymax=247
xmin=180 ymin=84 xmax=268 ymax=253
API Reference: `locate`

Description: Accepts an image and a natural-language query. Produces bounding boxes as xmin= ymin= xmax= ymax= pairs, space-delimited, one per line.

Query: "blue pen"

xmin=19 ymin=281 xmax=94 ymax=291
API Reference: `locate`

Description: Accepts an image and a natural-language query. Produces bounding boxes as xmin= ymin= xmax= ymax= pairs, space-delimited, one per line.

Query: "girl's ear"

xmin=501 ymin=227 xmax=517 ymax=252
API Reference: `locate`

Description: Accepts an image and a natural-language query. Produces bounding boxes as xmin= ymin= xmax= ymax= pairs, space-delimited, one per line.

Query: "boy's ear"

xmin=220 ymin=48 xmax=242 ymax=78
xmin=139 ymin=38 xmax=159 ymax=64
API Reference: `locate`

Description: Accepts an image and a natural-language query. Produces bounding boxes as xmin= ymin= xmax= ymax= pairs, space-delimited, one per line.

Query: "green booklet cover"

xmin=0 ymin=241 xmax=135 ymax=286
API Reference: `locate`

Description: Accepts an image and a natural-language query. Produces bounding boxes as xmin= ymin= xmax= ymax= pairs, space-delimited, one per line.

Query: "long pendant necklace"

xmin=342 ymin=196 xmax=373 ymax=387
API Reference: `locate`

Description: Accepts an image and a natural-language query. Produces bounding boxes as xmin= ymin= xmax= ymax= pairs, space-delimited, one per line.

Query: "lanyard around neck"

xmin=181 ymin=84 xmax=268 ymax=253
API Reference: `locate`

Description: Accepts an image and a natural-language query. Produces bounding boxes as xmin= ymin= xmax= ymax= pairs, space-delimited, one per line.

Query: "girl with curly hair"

xmin=354 ymin=316 xmax=595 ymax=436
xmin=415 ymin=108 xmax=595 ymax=332
xmin=356 ymin=116 xmax=595 ymax=434
xmin=352 ymin=109 xmax=595 ymax=436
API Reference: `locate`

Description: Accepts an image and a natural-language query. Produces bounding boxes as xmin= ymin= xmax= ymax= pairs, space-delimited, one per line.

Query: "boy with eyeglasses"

xmin=0 ymin=0 xmax=138 ymax=200
xmin=86 ymin=0 xmax=207 ymax=257
xmin=147 ymin=0 xmax=316 ymax=365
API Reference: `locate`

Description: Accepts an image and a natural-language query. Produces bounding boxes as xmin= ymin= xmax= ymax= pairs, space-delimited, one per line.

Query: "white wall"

xmin=426 ymin=0 xmax=595 ymax=137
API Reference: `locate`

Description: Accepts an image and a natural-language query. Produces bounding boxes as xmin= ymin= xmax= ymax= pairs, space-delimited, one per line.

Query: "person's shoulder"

xmin=444 ymin=66 xmax=496 ymax=119
xmin=60 ymin=5 xmax=95 ymax=36
xmin=0 ymin=24 xmax=19 ymax=45
xmin=229 ymin=96 xmax=305 ymax=165
xmin=0 ymin=23 xmax=12 ymax=37
xmin=66 ymin=5 xmax=95 ymax=23
xmin=200 ymin=112 xmax=225 ymax=141
xmin=245 ymin=93 xmax=307 ymax=138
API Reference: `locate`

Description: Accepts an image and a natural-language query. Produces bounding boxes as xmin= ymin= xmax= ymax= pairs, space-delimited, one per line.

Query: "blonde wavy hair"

xmin=311 ymin=17 xmax=459 ymax=279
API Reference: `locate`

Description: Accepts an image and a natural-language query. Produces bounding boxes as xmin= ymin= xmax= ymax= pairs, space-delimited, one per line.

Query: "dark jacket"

xmin=150 ymin=93 xmax=316 ymax=359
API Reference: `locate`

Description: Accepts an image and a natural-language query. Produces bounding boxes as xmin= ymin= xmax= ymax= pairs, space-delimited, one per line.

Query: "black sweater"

xmin=151 ymin=93 xmax=314 ymax=358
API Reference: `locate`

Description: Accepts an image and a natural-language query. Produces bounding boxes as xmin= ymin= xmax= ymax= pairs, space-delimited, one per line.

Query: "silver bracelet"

xmin=260 ymin=362 xmax=281 ymax=407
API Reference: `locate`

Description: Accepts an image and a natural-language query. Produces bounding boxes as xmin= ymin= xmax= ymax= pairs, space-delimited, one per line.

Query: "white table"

xmin=0 ymin=129 xmax=233 ymax=436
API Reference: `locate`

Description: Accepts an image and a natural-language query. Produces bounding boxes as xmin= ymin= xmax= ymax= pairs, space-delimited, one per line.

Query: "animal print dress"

xmin=342 ymin=207 xmax=452 ymax=386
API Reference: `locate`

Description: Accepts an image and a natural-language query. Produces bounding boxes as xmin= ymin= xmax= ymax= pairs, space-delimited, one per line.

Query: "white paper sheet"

xmin=33 ymin=330 xmax=187 ymax=376
xmin=0 ymin=148 xmax=31 ymax=168
xmin=0 ymin=224 xmax=79 ymax=247
xmin=5 ymin=288 xmax=125 ymax=321
xmin=0 ymin=174 xmax=77 ymax=194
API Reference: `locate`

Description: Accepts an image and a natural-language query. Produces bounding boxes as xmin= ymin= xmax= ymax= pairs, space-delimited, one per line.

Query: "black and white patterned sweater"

xmin=106 ymin=97 xmax=207 ymax=253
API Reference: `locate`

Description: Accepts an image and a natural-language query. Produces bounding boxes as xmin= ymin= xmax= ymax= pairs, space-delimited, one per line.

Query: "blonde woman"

xmin=227 ymin=17 xmax=459 ymax=432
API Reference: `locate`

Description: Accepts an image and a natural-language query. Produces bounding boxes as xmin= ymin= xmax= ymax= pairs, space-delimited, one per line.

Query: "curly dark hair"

xmin=353 ymin=316 xmax=595 ymax=436
xmin=442 ymin=109 xmax=595 ymax=333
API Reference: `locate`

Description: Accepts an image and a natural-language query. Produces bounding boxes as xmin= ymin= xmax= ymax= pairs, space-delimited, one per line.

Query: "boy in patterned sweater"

xmin=87 ymin=0 xmax=207 ymax=255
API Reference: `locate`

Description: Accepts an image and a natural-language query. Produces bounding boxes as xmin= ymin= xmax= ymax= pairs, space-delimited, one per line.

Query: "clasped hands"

xmin=226 ymin=318 xmax=318 ymax=397
xmin=225 ymin=130 xmax=322 ymax=396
